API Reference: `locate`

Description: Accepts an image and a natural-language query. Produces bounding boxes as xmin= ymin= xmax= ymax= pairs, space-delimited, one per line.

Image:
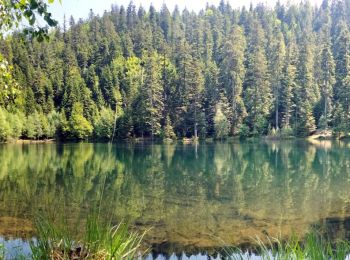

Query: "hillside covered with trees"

xmin=1 ymin=0 xmax=350 ymax=141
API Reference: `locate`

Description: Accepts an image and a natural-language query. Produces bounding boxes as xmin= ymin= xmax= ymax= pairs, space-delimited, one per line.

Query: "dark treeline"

xmin=1 ymin=0 xmax=350 ymax=141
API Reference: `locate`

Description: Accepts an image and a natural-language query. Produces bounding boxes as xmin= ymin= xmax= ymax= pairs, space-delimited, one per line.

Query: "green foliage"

xmin=238 ymin=124 xmax=250 ymax=139
xmin=8 ymin=111 xmax=24 ymax=139
xmin=25 ymin=113 xmax=36 ymax=139
xmin=280 ymin=126 xmax=294 ymax=138
xmin=47 ymin=111 xmax=60 ymax=138
xmin=30 ymin=215 xmax=145 ymax=259
xmin=57 ymin=112 xmax=70 ymax=139
xmin=252 ymin=114 xmax=268 ymax=136
xmin=281 ymin=40 xmax=297 ymax=129
xmin=332 ymin=104 xmax=348 ymax=137
xmin=0 ymin=243 xmax=4 ymax=259
xmin=318 ymin=114 xmax=328 ymax=130
xmin=133 ymin=52 xmax=164 ymax=137
xmin=221 ymin=25 xmax=247 ymax=135
xmin=25 ymin=111 xmax=47 ymax=140
xmin=94 ymin=107 xmax=114 ymax=140
xmin=295 ymin=38 xmax=317 ymax=136
xmin=162 ymin=115 xmax=176 ymax=140
xmin=0 ymin=0 xmax=59 ymax=41
xmin=0 ymin=54 xmax=20 ymax=109
xmin=0 ymin=108 xmax=11 ymax=141
xmin=2 ymin=0 xmax=350 ymax=140
xmin=228 ymin=232 xmax=350 ymax=260
xmin=296 ymin=102 xmax=317 ymax=137
xmin=244 ymin=22 xmax=272 ymax=133
xmin=214 ymin=103 xmax=230 ymax=140
xmin=69 ymin=102 xmax=93 ymax=140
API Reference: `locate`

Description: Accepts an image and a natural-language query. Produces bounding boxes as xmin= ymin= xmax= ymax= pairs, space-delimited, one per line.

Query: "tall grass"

xmin=30 ymin=214 xmax=146 ymax=259
xmin=226 ymin=232 xmax=350 ymax=260
xmin=0 ymin=243 xmax=4 ymax=259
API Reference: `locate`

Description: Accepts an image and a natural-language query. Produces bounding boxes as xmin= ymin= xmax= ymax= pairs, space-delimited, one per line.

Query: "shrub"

xmin=238 ymin=124 xmax=250 ymax=139
xmin=0 ymin=108 xmax=11 ymax=141
xmin=214 ymin=106 xmax=230 ymax=140
xmin=9 ymin=112 xmax=24 ymax=139
xmin=94 ymin=107 xmax=114 ymax=140
xmin=69 ymin=103 xmax=93 ymax=139
xmin=280 ymin=126 xmax=294 ymax=138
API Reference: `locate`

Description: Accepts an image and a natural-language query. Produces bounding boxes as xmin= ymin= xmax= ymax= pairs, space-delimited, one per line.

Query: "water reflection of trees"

xmin=1 ymin=141 xmax=350 ymax=251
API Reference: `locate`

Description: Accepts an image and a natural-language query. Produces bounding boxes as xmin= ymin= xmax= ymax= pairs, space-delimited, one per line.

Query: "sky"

xmin=49 ymin=0 xmax=324 ymax=25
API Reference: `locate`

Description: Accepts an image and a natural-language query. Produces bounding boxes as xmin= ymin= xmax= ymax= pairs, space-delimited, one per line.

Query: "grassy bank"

xmin=3 ymin=221 xmax=350 ymax=259
xmin=226 ymin=232 xmax=350 ymax=260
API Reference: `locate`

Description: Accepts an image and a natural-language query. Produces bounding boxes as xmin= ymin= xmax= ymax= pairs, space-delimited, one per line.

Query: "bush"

xmin=69 ymin=103 xmax=93 ymax=139
xmin=214 ymin=105 xmax=230 ymax=140
xmin=47 ymin=111 xmax=60 ymax=138
xmin=280 ymin=126 xmax=294 ymax=138
xmin=0 ymin=108 xmax=11 ymax=141
xmin=94 ymin=107 xmax=114 ymax=140
xmin=25 ymin=111 xmax=44 ymax=140
xmin=253 ymin=114 xmax=268 ymax=136
xmin=318 ymin=114 xmax=328 ymax=130
xmin=238 ymin=124 xmax=250 ymax=139
xmin=9 ymin=112 xmax=24 ymax=139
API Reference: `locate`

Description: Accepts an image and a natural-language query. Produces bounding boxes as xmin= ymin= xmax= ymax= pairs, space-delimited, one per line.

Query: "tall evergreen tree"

xmin=244 ymin=21 xmax=272 ymax=135
xmin=221 ymin=25 xmax=247 ymax=135
xmin=134 ymin=52 xmax=164 ymax=138
xmin=269 ymin=27 xmax=286 ymax=130
xmin=295 ymin=36 xmax=317 ymax=136
xmin=319 ymin=34 xmax=335 ymax=129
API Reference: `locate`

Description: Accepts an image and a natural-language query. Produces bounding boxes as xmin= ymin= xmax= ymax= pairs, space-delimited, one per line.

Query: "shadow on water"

xmin=1 ymin=140 xmax=350 ymax=257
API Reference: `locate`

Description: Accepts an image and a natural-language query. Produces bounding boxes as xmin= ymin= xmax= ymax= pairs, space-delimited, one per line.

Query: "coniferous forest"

xmin=1 ymin=0 xmax=350 ymax=141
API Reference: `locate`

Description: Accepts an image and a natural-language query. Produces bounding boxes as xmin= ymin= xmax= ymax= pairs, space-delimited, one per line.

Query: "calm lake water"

xmin=1 ymin=140 xmax=350 ymax=258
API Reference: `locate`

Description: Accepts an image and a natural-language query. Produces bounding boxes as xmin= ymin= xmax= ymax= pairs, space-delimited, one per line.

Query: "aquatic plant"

xmin=30 ymin=215 xmax=146 ymax=259
xmin=0 ymin=243 xmax=4 ymax=259
xmin=226 ymin=232 xmax=350 ymax=260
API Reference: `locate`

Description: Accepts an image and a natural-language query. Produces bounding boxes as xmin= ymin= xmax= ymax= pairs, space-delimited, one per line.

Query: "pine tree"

xmin=334 ymin=21 xmax=350 ymax=118
xmin=295 ymin=37 xmax=317 ymax=136
xmin=319 ymin=35 xmax=335 ymax=129
xmin=244 ymin=21 xmax=272 ymax=135
xmin=221 ymin=25 xmax=247 ymax=135
xmin=269 ymin=27 xmax=286 ymax=130
xmin=163 ymin=115 xmax=176 ymax=140
xmin=280 ymin=39 xmax=298 ymax=130
xmin=187 ymin=57 xmax=205 ymax=139
xmin=134 ymin=52 xmax=164 ymax=138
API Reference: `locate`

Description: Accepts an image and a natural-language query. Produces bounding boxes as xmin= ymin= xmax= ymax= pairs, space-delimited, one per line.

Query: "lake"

xmin=1 ymin=140 xmax=350 ymax=258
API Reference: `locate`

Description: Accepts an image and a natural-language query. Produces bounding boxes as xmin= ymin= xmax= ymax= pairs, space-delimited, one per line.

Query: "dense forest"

xmin=1 ymin=0 xmax=350 ymax=141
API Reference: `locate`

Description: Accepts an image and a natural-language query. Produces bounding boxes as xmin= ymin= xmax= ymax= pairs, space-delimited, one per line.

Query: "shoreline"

xmin=6 ymin=139 xmax=56 ymax=144
xmin=1 ymin=132 xmax=350 ymax=144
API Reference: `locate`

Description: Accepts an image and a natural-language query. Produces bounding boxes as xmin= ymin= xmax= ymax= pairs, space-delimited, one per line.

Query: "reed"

xmin=30 ymin=214 xmax=146 ymax=259
xmin=226 ymin=232 xmax=350 ymax=260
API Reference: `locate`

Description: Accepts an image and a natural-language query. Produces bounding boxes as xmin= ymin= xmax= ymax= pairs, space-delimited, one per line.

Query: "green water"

xmin=1 ymin=140 xmax=350 ymax=256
